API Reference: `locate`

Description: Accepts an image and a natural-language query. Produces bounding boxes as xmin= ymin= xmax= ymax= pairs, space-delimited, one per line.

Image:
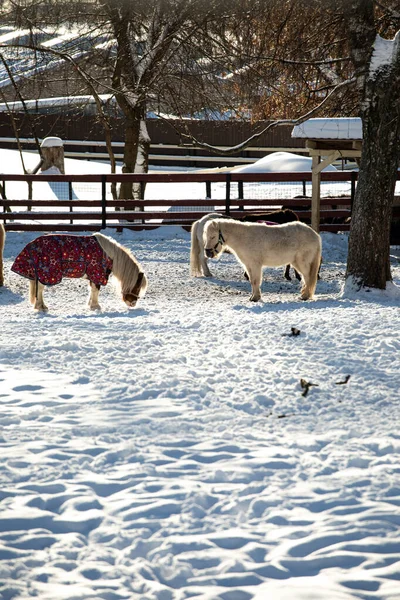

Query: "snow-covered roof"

xmin=0 ymin=26 xmax=110 ymax=90
xmin=0 ymin=94 xmax=113 ymax=113
xmin=291 ymin=118 xmax=362 ymax=140
xmin=232 ymin=151 xmax=337 ymax=173
xmin=0 ymin=95 xmax=182 ymax=120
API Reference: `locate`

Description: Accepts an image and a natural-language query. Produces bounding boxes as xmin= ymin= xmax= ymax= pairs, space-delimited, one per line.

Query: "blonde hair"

xmin=94 ymin=233 xmax=147 ymax=296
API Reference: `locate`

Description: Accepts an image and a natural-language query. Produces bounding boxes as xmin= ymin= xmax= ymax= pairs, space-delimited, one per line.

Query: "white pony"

xmin=203 ymin=218 xmax=321 ymax=302
xmin=190 ymin=213 xmax=223 ymax=277
xmin=0 ymin=223 xmax=4 ymax=286
xmin=11 ymin=232 xmax=148 ymax=311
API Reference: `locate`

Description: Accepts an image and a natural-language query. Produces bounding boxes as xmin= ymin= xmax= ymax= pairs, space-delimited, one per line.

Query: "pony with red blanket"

xmin=12 ymin=232 xmax=147 ymax=311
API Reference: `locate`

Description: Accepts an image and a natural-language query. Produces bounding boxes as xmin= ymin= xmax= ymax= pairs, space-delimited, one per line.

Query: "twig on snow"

xmin=300 ymin=378 xmax=319 ymax=397
xmin=335 ymin=375 xmax=351 ymax=385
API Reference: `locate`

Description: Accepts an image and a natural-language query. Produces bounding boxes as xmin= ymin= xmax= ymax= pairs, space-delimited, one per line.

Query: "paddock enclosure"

xmin=1 ymin=171 xmax=400 ymax=239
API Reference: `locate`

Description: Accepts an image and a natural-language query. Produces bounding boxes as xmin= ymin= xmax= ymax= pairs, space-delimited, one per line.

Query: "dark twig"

xmin=335 ymin=375 xmax=351 ymax=385
xmin=282 ymin=327 xmax=301 ymax=337
xmin=300 ymin=378 xmax=319 ymax=397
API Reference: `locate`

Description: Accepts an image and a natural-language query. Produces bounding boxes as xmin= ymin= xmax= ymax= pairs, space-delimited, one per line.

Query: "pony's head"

xmin=204 ymin=220 xmax=225 ymax=259
xmin=122 ymin=271 xmax=148 ymax=307
xmin=93 ymin=233 xmax=148 ymax=308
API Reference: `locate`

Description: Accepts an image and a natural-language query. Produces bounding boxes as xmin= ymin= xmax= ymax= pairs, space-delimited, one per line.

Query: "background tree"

xmin=100 ymin=0 xmax=257 ymax=199
xmin=1 ymin=0 xmax=261 ymax=200
xmin=338 ymin=0 xmax=400 ymax=291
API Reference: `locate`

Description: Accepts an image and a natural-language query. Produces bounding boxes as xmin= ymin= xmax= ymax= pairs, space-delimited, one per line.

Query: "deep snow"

xmin=1 ymin=224 xmax=400 ymax=600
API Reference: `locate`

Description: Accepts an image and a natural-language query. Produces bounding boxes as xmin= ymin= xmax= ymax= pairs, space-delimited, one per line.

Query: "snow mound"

xmin=233 ymin=151 xmax=337 ymax=174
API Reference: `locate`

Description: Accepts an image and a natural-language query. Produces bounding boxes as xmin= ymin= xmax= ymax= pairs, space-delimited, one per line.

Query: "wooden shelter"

xmin=292 ymin=118 xmax=362 ymax=231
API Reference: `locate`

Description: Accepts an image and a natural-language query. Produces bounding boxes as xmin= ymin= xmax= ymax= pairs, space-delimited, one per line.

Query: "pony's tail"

xmin=190 ymin=220 xmax=203 ymax=277
xmin=308 ymin=247 xmax=322 ymax=298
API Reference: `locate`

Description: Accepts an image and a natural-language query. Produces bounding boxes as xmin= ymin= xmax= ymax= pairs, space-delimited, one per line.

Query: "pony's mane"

xmin=94 ymin=233 xmax=146 ymax=294
xmin=212 ymin=218 xmax=251 ymax=231
xmin=216 ymin=218 xmax=292 ymax=230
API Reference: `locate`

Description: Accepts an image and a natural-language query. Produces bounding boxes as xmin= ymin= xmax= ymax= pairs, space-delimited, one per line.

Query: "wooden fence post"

xmin=311 ymin=156 xmax=321 ymax=232
xmin=40 ymin=137 xmax=65 ymax=174
xmin=225 ymin=173 xmax=231 ymax=216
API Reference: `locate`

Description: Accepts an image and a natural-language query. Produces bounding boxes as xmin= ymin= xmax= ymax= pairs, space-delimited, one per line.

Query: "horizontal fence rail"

xmin=0 ymin=136 xmax=311 ymax=165
xmin=0 ymin=116 xmax=308 ymax=168
xmin=0 ymin=170 xmax=399 ymax=234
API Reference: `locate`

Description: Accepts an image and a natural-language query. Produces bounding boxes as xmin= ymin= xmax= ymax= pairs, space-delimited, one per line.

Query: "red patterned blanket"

xmin=11 ymin=234 xmax=113 ymax=286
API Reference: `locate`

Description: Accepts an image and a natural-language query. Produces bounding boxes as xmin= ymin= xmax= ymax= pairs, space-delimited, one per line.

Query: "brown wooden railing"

xmin=0 ymin=170 xmax=397 ymax=233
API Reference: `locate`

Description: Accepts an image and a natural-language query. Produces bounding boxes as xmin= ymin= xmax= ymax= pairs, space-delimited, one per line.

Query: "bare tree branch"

xmin=0 ymin=41 xmax=118 ymax=189
xmin=375 ymin=0 xmax=400 ymax=21
xmin=178 ymin=76 xmax=356 ymax=155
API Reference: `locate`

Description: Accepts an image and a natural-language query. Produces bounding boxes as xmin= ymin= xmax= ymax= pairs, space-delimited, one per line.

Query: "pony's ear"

xmin=207 ymin=220 xmax=217 ymax=233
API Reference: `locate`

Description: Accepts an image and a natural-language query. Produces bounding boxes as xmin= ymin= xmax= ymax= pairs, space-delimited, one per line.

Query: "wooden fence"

xmin=0 ymin=170 xmax=398 ymax=234
xmin=0 ymin=114 xmax=306 ymax=168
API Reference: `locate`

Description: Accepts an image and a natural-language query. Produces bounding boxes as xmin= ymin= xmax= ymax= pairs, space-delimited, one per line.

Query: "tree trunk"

xmin=119 ymin=114 xmax=140 ymax=200
xmin=345 ymin=31 xmax=400 ymax=290
xmin=118 ymin=103 xmax=151 ymax=201
xmin=339 ymin=0 xmax=400 ymax=292
xmin=132 ymin=119 xmax=151 ymax=200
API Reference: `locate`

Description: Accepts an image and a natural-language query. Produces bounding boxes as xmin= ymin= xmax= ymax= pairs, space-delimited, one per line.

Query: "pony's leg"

xmin=88 ymin=281 xmax=101 ymax=310
xmin=246 ymin=264 xmax=263 ymax=302
xmin=30 ymin=280 xmax=48 ymax=311
xmin=284 ymin=265 xmax=292 ymax=281
xmin=200 ymin=251 xmax=212 ymax=277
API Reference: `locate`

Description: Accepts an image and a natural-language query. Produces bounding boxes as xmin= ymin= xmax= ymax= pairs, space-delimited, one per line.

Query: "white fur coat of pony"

xmin=203 ymin=218 xmax=321 ymax=302
xmin=15 ymin=232 xmax=147 ymax=312
xmin=190 ymin=213 xmax=223 ymax=277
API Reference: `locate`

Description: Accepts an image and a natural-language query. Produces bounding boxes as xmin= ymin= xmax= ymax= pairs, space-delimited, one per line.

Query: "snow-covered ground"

xmin=1 ymin=223 xmax=400 ymax=600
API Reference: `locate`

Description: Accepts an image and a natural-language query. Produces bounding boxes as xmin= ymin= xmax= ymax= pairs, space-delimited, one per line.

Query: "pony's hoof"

xmin=249 ymin=296 xmax=260 ymax=302
xmin=34 ymin=305 xmax=48 ymax=312
xmin=89 ymin=305 xmax=101 ymax=311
